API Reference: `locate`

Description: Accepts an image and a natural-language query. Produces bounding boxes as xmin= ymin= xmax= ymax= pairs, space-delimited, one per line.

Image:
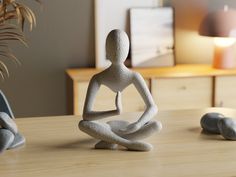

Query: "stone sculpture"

xmin=201 ymin=112 xmax=236 ymax=140
xmin=79 ymin=29 xmax=162 ymax=151
xmin=0 ymin=91 xmax=25 ymax=153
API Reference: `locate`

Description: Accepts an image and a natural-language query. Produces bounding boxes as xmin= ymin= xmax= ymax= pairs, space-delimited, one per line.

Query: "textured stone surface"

xmin=95 ymin=141 xmax=118 ymax=150
xmin=218 ymin=118 xmax=236 ymax=140
xmin=8 ymin=133 xmax=26 ymax=149
xmin=79 ymin=30 xmax=160 ymax=151
xmin=126 ymin=141 xmax=153 ymax=151
xmin=0 ymin=112 xmax=18 ymax=134
xmin=0 ymin=129 xmax=14 ymax=153
xmin=200 ymin=112 xmax=224 ymax=134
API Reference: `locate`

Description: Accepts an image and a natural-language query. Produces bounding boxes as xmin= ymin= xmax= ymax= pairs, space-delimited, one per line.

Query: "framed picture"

xmin=94 ymin=0 xmax=161 ymax=68
xmin=130 ymin=7 xmax=175 ymax=67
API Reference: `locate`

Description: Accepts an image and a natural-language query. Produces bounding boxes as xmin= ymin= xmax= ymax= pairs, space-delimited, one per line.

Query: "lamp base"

xmin=213 ymin=44 xmax=235 ymax=69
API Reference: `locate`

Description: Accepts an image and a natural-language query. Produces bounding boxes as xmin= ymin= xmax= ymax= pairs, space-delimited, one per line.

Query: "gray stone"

xmin=8 ymin=133 xmax=26 ymax=149
xmin=0 ymin=129 xmax=14 ymax=153
xmin=0 ymin=112 xmax=18 ymax=134
xmin=218 ymin=118 xmax=236 ymax=140
xmin=200 ymin=112 xmax=224 ymax=134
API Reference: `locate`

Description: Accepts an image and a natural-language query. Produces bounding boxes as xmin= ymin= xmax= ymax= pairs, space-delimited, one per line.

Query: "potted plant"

xmin=0 ymin=0 xmax=40 ymax=153
xmin=0 ymin=0 xmax=40 ymax=77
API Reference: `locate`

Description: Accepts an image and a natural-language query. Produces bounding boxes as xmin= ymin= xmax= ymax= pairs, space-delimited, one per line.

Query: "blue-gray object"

xmin=0 ymin=90 xmax=14 ymax=118
xmin=0 ymin=90 xmax=25 ymax=154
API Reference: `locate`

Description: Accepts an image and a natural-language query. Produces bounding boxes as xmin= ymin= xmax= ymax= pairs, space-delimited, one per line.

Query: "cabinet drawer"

xmin=215 ymin=76 xmax=236 ymax=108
xmin=75 ymin=81 xmax=149 ymax=115
xmin=151 ymin=77 xmax=212 ymax=110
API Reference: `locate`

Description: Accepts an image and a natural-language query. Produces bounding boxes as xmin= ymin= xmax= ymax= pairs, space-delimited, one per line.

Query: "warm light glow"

xmin=224 ymin=5 xmax=229 ymax=12
xmin=214 ymin=37 xmax=236 ymax=47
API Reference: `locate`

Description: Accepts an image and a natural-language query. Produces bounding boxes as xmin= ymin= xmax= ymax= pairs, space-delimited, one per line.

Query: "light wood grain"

xmin=152 ymin=77 xmax=213 ymax=110
xmin=76 ymin=81 xmax=149 ymax=115
xmin=2 ymin=108 xmax=236 ymax=177
xmin=215 ymin=76 xmax=236 ymax=108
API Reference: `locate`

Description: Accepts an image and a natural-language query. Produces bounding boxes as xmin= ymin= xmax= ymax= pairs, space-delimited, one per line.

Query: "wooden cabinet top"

xmin=66 ymin=64 xmax=236 ymax=81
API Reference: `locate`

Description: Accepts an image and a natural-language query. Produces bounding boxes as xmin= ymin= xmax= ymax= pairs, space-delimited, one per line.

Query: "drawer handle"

xmin=219 ymin=101 xmax=224 ymax=107
xmin=179 ymin=86 xmax=187 ymax=90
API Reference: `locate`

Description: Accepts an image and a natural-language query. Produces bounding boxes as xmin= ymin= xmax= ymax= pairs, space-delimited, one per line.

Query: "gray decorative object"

xmin=0 ymin=90 xmax=14 ymax=118
xmin=200 ymin=112 xmax=224 ymax=134
xmin=0 ymin=112 xmax=18 ymax=134
xmin=0 ymin=129 xmax=14 ymax=153
xmin=200 ymin=112 xmax=236 ymax=140
xmin=79 ymin=29 xmax=162 ymax=151
xmin=0 ymin=90 xmax=25 ymax=154
xmin=218 ymin=118 xmax=236 ymax=140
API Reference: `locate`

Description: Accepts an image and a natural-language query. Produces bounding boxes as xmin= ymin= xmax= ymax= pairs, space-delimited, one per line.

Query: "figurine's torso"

xmin=96 ymin=64 xmax=135 ymax=92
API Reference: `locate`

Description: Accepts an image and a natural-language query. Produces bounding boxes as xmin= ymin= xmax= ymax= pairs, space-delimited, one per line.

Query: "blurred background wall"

xmin=0 ymin=0 xmax=236 ymax=117
xmin=0 ymin=0 xmax=95 ymax=117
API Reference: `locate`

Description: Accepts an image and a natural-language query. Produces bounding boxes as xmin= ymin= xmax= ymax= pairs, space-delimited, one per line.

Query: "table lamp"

xmin=199 ymin=5 xmax=236 ymax=69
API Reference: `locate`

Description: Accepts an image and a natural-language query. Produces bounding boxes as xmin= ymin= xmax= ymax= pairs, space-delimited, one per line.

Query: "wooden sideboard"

xmin=66 ymin=64 xmax=236 ymax=115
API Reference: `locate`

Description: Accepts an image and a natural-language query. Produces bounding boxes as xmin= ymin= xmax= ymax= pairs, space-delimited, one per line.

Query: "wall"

xmin=1 ymin=0 xmax=236 ymax=117
xmin=0 ymin=0 xmax=95 ymax=117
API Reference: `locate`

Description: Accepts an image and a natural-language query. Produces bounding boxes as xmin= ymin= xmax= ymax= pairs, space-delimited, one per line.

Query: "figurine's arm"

xmin=120 ymin=72 xmax=158 ymax=134
xmin=82 ymin=76 xmax=122 ymax=121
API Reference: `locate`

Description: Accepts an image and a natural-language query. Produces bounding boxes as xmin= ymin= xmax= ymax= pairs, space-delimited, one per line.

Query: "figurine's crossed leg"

xmin=79 ymin=120 xmax=162 ymax=151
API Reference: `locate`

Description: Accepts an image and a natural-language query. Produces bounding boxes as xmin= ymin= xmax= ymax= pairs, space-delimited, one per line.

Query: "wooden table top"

xmin=1 ymin=108 xmax=236 ymax=177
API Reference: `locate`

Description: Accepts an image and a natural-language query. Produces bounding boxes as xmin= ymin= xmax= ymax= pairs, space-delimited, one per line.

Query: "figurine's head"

xmin=106 ymin=29 xmax=130 ymax=64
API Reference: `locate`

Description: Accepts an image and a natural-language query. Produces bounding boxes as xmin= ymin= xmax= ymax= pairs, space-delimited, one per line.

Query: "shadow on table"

xmin=187 ymin=127 xmax=225 ymax=141
xmin=53 ymin=138 xmax=97 ymax=150
xmin=32 ymin=138 xmax=98 ymax=151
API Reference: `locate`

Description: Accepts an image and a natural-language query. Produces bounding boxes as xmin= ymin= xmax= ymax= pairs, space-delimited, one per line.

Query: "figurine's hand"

xmin=115 ymin=91 xmax=122 ymax=114
xmin=119 ymin=122 xmax=141 ymax=134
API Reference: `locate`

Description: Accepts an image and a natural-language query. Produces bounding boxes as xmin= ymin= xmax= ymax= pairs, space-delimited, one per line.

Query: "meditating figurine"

xmin=201 ymin=112 xmax=236 ymax=140
xmin=79 ymin=29 xmax=162 ymax=151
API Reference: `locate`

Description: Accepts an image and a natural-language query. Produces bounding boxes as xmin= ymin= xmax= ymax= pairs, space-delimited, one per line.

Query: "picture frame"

xmin=94 ymin=0 xmax=161 ymax=68
xmin=130 ymin=7 xmax=175 ymax=67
